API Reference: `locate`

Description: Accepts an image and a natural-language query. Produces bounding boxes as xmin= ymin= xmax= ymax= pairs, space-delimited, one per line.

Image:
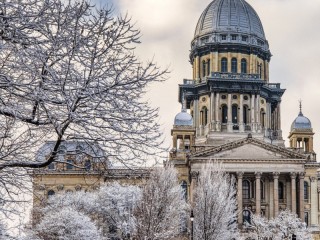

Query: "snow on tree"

xmin=34 ymin=183 xmax=141 ymax=239
xmin=133 ymin=166 xmax=189 ymax=240
xmin=249 ymin=209 xmax=311 ymax=240
xmin=193 ymin=163 xmax=239 ymax=240
xmin=29 ymin=206 xmax=101 ymax=240
xmin=0 ymin=0 xmax=166 ymax=217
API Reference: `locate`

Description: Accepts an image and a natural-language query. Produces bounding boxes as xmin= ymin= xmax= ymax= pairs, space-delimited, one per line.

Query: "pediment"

xmin=191 ymin=137 xmax=306 ymax=160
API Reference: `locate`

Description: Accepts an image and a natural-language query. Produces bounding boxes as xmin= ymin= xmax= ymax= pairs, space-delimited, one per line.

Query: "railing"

xmin=210 ymin=72 xmax=261 ymax=80
xmin=244 ymin=125 xmax=251 ymax=131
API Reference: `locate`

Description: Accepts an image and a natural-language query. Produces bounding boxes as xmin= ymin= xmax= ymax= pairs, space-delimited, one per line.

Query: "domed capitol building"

xmin=32 ymin=0 xmax=320 ymax=238
xmin=170 ymin=0 xmax=320 ymax=237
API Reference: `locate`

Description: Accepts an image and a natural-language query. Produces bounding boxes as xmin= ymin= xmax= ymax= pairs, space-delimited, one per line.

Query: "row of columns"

xmin=237 ymin=172 xmax=306 ymax=225
xmin=193 ymin=92 xmax=282 ymax=135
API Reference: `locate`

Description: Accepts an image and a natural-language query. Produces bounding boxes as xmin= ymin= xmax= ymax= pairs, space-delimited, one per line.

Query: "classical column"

xmin=239 ymin=94 xmax=244 ymax=132
xmin=256 ymin=94 xmax=261 ymax=132
xmin=278 ymin=102 xmax=281 ymax=132
xmin=299 ymin=172 xmax=305 ymax=221
xmin=290 ymin=172 xmax=297 ymax=214
xmin=210 ymin=92 xmax=215 ymax=130
xmin=310 ymin=176 xmax=318 ymax=227
xmin=215 ymin=92 xmax=220 ymax=131
xmin=255 ymin=172 xmax=262 ymax=215
xmin=190 ymin=171 xmax=198 ymax=204
xmin=214 ymin=52 xmax=219 ymax=72
xmin=237 ymin=172 xmax=244 ymax=225
xmin=194 ymin=99 xmax=199 ymax=128
xmin=251 ymin=94 xmax=255 ymax=132
xmin=273 ymin=172 xmax=280 ymax=217
xmin=173 ymin=134 xmax=177 ymax=149
xmin=227 ymin=93 xmax=232 ymax=132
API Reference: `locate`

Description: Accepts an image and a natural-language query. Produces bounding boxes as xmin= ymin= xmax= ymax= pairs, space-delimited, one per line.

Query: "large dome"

xmin=192 ymin=0 xmax=269 ymax=52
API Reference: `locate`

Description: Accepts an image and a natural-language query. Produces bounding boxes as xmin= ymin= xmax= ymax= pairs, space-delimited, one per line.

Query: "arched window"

xmin=48 ymin=162 xmax=55 ymax=170
xmin=85 ymin=160 xmax=91 ymax=171
xmin=304 ymin=181 xmax=309 ymax=200
xmin=221 ymin=58 xmax=228 ymax=72
xmin=241 ymin=59 xmax=247 ymax=74
xmin=243 ymin=180 xmax=250 ymax=199
xmin=202 ymin=60 xmax=206 ymax=77
xmin=231 ymin=58 xmax=237 ymax=73
xmin=232 ymin=105 xmax=238 ymax=124
xmin=221 ymin=105 xmax=228 ymax=124
xmin=181 ymin=181 xmax=188 ymax=201
xmin=278 ymin=182 xmax=284 ymax=200
xmin=66 ymin=160 xmax=73 ymax=170
xmin=47 ymin=190 xmax=55 ymax=198
xmin=258 ymin=63 xmax=262 ymax=78
xmin=207 ymin=60 xmax=211 ymax=76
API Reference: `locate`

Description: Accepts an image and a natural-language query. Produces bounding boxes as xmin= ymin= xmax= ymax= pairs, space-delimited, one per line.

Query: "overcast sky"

xmin=96 ymin=0 xmax=320 ymax=155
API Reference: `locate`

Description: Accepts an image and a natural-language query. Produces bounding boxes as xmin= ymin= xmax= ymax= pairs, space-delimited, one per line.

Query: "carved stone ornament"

xmin=36 ymin=184 xmax=46 ymax=191
xmin=310 ymin=176 xmax=316 ymax=182
xmin=57 ymin=185 xmax=64 ymax=191
xmin=290 ymin=172 xmax=297 ymax=179
xmin=191 ymin=171 xmax=199 ymax=179
xmin=299 ymin=172 xmax=306 ymax=179
xmin=273 ymin=172 xmax=280 ymax=179
xmin=75 ymin=185 xmax=82 ymax=191
xmin=255 ymin=172 xmax=262 ymax=178
xmin=237 ymin=172 xmax=244 ymax=178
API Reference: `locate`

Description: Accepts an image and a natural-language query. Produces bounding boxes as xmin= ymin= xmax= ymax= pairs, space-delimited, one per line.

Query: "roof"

xmin=193 ymin=0 xmax=268 ymax=51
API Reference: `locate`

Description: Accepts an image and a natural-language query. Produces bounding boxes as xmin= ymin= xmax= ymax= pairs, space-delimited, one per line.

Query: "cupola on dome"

xmin=192 ymin=0 xmax=269 ymax=51
xmin=174 ymin=110 xmax=193 ymax=126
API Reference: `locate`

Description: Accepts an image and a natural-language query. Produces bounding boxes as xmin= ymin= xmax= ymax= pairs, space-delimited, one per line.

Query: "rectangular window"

xmin=231 ymin=35 xmax=237 ymax=41
xmin=66 ymin=160 xmax=73 ymax=170
xmin=221 ymin=35 xmax=227 ymax=41
xmin=242 ymin=36 xmax=248 ymax=42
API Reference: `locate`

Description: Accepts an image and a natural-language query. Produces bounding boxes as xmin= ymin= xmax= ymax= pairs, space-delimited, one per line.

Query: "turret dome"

xmin=291 ymin=113 xmax=312 ymax=131
xmin=174 ymin=110 xmax=193 ymax=126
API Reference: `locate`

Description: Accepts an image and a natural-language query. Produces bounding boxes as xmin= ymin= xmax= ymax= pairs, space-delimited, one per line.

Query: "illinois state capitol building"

xmin=32 ymin=0 xmax=320 ymax=238
xmin=169 ymin=0 xmax=320 ymax=237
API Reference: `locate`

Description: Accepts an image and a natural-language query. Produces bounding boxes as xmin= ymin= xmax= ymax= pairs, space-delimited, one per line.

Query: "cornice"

xmin=190 ymin=137 xmax=307 ymax=160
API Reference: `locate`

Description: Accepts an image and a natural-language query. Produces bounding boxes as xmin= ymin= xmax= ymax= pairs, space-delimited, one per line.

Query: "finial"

xmin=299 ymin=99 xmax=303 ymax=116
xmin=181 ymin=90 xmax=186 ymax=112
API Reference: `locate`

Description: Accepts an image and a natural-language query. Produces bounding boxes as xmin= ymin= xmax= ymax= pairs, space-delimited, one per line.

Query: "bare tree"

xmin=133 ymin=166 xmax=189 ymax=240
xmin=0 ymin=0 xmax=167 ymax=214
xmin=249 ymin=209 xmax=311 ymax=240
xmin=193 ymin=163 xmax=239 ymax=240
xmin=0 ymin=0 xmax=167 ymax=169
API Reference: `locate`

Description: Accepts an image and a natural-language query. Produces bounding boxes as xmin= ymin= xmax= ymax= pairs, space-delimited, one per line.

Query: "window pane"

xmin=231 ymin=58 xmax=237 ymax=73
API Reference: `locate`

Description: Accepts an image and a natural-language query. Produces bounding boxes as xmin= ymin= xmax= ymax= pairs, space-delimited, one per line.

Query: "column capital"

xmin=237 ymin=172 xmax=244 ymax=178
xmin=299 ymin=172 xmax=306 ymax=179
xmin=273 ymin=172 xmax=280 ymax=179
xmin=310 ymin=176 xmax=316 ymax=182
xmin=255 ymin=172 xmax=262 ymax=178
xmin=191 ymin=171 xmax=199 ymax=179
xmin=290 ymin=172 xmax=297 ymax=179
